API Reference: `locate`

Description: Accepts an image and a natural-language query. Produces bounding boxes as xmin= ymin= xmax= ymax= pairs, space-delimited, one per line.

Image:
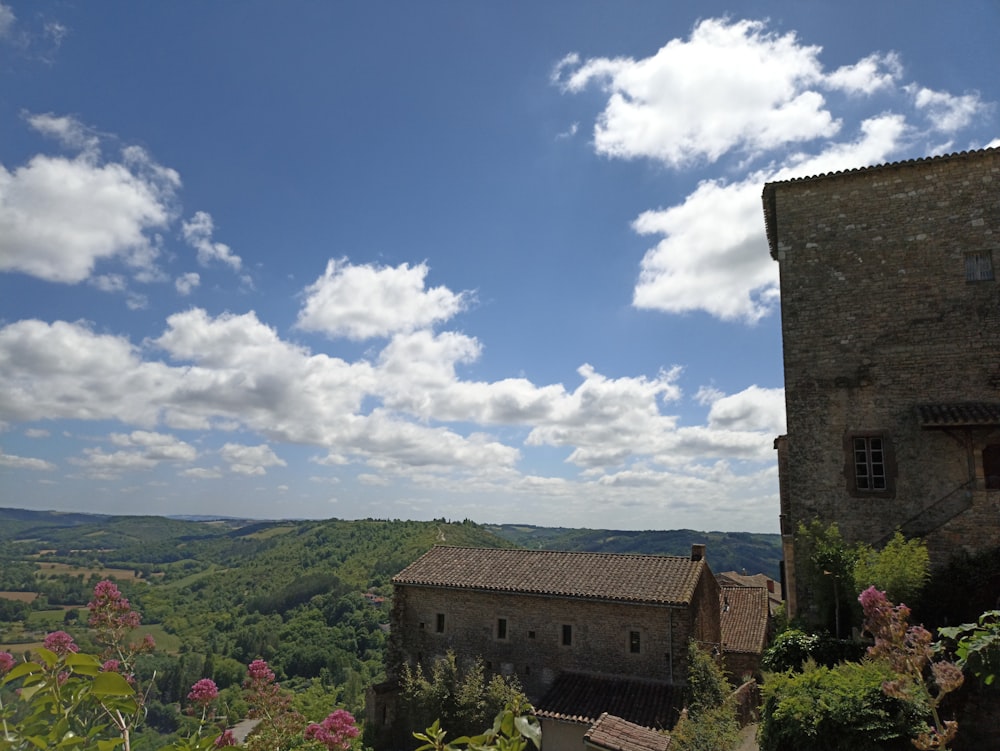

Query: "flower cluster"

xmin=860 ymin=586 xmax=963 ymax=750
xmin=188 ymin=678 xmax=220 ymax=707
xmin=304 ymin=709 xmax=360 ymax=751
xmin=43 ymin=630 xmax=79 ymax=656
xmin=0 ymin=651 xmax=14 ymax=674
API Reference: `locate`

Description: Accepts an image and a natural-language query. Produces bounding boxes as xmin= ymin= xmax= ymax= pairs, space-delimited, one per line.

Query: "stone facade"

xmin=386 ymin=548 xmax=721 ymax=700
xmin=763 ymin=147 xmax=1000 ymax=618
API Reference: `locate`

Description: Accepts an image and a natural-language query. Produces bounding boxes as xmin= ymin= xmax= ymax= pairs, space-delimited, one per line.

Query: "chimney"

xmin=690 ymin=544 xmax=706 ymax=562
xmin=767 ymin=580 xmax=775 ymax=594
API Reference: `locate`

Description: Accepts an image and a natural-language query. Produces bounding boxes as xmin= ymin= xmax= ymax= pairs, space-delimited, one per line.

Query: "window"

xmin=846 ymin=433 xmax=894 ymax=496
xmin=965 ymin=251 xmax=995 ymax=281
xmin=984 ymin=445 xmax=1000 ymax=490
xmin=629 ymin=630 xmax=641 ymax=654
xmin=435 ymin=613 xmax=445 ymax=633
xmin=561 ymin=624 xmax=573 ymax=646
xmin=854 ymin=436 xmax=887 ymax=491
xmin=527 ymin=630 xmax=536 ymax=639
xmin=497 ymin=618 xmax=508 ymax=640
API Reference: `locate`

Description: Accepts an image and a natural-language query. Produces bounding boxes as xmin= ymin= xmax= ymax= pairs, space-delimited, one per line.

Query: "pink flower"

xmin=101 ymin=659 xmax=121 ymax=672
xmin=142 ymin=634 xmax=156 ymax=650
xmin=246 ymin=659 xmax=275 ymax=683
xmin=43 ymin=631 xmax=79 ymax=656
xmin=0 ymin=651 xmax=15 ymax=674
xmin=88 ymin=580 xmax=141 ymax=633
xmin=214 ymin=730 xmax=237 ymax=747
xmin=304 ymin=709 xmax=360 ymax=750
xmin=187 ymin=678 xmax=220 ymax=706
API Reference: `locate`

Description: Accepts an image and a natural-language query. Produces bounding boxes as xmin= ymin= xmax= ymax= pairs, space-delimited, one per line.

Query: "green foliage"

xmin=412 ymin=702 xmax=540 ymax=751
xmin=399 ymin=653 xmax=527 ymax=747
xmin=670 ymin=644 xmax=738 ymax=751
xmin=761 ymin=629 xmax=865 ymax=673
xmin=938 ymin=609 xmax=1000 ymax=688
xmin=1 ymin=648 xmax=139 ymax=751
xmin=759 ymin=660 xmax=927 ymax=751
xmin=796 ymin=521 xmax=858 ymax=637
xmin=853 ymin=532 xmax=929 ymax=606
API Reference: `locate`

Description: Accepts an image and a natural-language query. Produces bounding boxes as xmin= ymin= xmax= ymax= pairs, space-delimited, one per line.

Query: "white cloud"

xmin=0 ymin=3 xmax=14 ymax=37
xmin=0 ymin=116 xmax=179 ymax=284
xmin=825 ymin=52 xmax=902 ymax=95
xmin=219 ymin=442 xmax=286 ymax=475
xmin=181 ymin=467 xmax=223 ymax=479
xmin=558 ymin=18 xmax=989 ymax=325
xmin=704 ymin=385 xmax=786 ymax=433
xmin=296 ymin=259 xmax=471 ymax=340
xmin=554 ymin=18 xmax=837 ymax=167
xmin=910 ymin=86 xmax=987 ymax=133
xmin=25 ymin=428 xmax=50 ymax=438
xmin=70 ymin=447 xmax=159 ymax=479
xmin=182 ymin=211 xmax=242 ymax=270
xmin=0 ymin=447 xmax=56 ymax=470
xmin=28 ymin=113 xmax=100 ymax=154
xmin=109 ymin=430 xmax=197 ymax=462
xmin=175 ymin=272 xmax=200 ymax=295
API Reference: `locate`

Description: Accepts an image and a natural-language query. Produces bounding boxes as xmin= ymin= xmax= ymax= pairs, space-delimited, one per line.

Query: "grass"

xmin=34 ymin=562 xmax=144 ymax=582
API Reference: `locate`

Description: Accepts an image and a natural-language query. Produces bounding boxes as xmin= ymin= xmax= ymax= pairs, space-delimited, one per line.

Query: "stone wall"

xmin=767 ymin=149 xmax=1000 ymax=615
xmin=389 ymin=583 xmax=714 ymax=701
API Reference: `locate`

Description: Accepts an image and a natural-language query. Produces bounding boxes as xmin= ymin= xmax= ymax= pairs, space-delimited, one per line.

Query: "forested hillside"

xmin=0 ymin=508 xmax=780 ymax=748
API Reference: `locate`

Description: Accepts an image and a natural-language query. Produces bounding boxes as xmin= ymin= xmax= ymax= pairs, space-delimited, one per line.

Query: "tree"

xmin=797 ymin=521 xmax=858 ymax=638
xmin=854 ymin=532 xmax=929 ymax=606
xmin=669 ymin=643 xmax=739 ymax=751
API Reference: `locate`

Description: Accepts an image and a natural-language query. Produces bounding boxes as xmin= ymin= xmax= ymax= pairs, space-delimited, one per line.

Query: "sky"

xmin=1 ymin=2 xmax=998 ymax=532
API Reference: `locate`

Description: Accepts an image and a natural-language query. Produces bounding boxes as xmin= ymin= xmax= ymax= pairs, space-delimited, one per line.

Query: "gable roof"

xmin=585 ymin=713 xmax=672 ymax=751
xmin=720 ymin=585 xmax=770 ymax=655
xmin=392 ymin=546 xmax=707 ymax=606
xmin=535 ymin=672 xmax=681 ymax=730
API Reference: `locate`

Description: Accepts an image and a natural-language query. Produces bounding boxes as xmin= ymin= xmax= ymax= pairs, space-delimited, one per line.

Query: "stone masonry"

xmin=763 ymin=147 xmax=1000 ymax=618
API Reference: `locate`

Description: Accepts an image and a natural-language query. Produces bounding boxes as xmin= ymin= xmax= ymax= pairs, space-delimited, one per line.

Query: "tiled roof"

xmin=535 ymin=672 xmax=681 ymax=730
xmin=717 ymin=571 xmax=782 ymax=613
xmin=917 ymin=402 xmax=1000 ymax=428
xmin=585 ymin=713 xmax=672 ymax=751
xmin=720 ymin=586 xmax=770 ymax=655
xmin=393 ymin=546 xmax=706 ymax=606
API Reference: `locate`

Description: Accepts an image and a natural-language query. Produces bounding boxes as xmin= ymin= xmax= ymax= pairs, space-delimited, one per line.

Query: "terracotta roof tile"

xmin=535 ymin=672 xmax=681 ymax=730
xmin=585 ymin=713 xmax=672 ymax=751
xmin=393 ymin=547 xmax=706 ymax=606
xmin=720 ymin=586 xmax=769 ymax=655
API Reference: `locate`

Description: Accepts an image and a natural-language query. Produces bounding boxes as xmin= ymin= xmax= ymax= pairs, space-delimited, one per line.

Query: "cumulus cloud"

xmin=553 ymin=19 xmax=837 ymax=167
xmin=0 ymin=115 xmax=179 ymax=284
xmin=0 ymin=447 xmax=56 ymax=470
xmin=558 ymin=18 xmax=989 ymax=324
xmin=296 ymin=259 xmax=472 ymax=340
xmin=109 ymin=430 xmax=197 ymax=462
xmin=219 ymin=442 xmax=286 ymax=475
xmin=182 ymin=211 xmax=242 ymax=270
xmin=175 ymin=272 xmax=200 ymax=295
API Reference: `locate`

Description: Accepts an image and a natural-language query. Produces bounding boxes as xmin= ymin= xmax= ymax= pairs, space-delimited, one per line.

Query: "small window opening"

xmin=965 ymin=251 xmax=995 ymax=281
xmin=497 ymin=618 xmax=507 ymax=640
xmin=435 ymin=613 xmax=445 ymax=633
xmin=629 ymin=630 xmax=641 ymax=654
xmin=562 ymin=624 xmax=573 ymax=646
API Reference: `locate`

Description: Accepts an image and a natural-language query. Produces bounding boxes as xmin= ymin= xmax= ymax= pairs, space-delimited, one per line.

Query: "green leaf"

xmin=90 ymin=671 xmax=136 ymax=698
xmin=65 ymin=653 xmax=102 ymax=675
xmin=97 ymin=739 xmax=126 ymax=751
xmin=2 ymin=660 xmax=43 ymax=683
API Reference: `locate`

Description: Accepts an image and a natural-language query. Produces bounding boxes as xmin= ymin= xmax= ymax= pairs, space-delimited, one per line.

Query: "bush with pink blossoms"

xmin=860 ymin=586 xmax=963 ymax=750
xmin=304 ymin=709 xmax=361 ymax=750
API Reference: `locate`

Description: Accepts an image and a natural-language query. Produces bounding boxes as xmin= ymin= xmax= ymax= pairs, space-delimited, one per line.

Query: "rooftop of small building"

xmin=720 ymin=585 xmax=770 ymax=655
xmin=392 ymin=545 xmax=709 ymax=606
xmin=535 ymin=672 xmax=681 ymax=730
xmin=584 ymin=713 xmax=672 ymax=751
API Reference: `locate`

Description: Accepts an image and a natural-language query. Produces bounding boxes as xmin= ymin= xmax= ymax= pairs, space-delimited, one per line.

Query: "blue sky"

xmin=1 ymin=2 xmax=997 ymax=532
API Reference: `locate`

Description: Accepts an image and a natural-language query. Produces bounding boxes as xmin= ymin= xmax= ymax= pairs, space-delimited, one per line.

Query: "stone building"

xmin=763 ymin=146 xmax=1000 ymax=619
xmin=369 ymin=545 xmax=721 ymax=749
